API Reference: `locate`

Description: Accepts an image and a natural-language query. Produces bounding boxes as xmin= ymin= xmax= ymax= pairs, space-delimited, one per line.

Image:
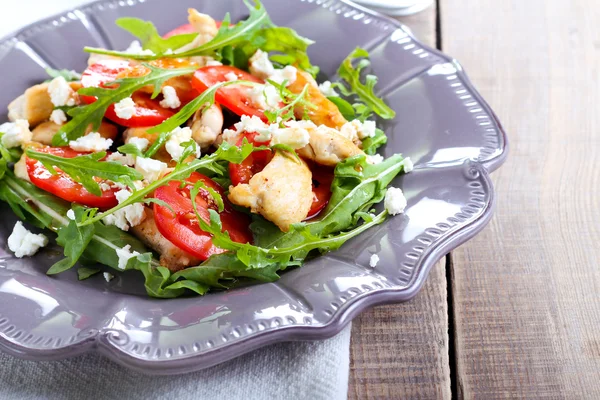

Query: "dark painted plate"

xmin=0 ymin=0 xmax=506 ymax=374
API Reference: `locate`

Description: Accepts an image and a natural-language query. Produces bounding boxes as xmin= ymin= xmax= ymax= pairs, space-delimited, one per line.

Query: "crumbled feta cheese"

xmin=102 ymin=189 xmax=146 ymax=231
xmin=384 ymin=187 xmax=407 ymax=216
xmin=66 ymin=209 xmax=76 ymax=220
xmin=103 ymin=272 xmax=114 ymax=282
xmin=107 ymin=152 xmax=135 ymax=166
xmin=159 ymin=86 xmax=181 ymax=109
xmin=124 ymin=40 xmax=155 ymax=56
xmin=115 ymin=244 xmax=140 ymax=270
xmin=69 ymin=132 xmax=113 ymax=152
xmin=270 ymin=66 xmax=297 ymax=86
xmin=114 ymin=97 xmax=136 ymax=120
xmin=366 ymin=154 xmax=384 ymax=164
xmin=224 ymin=72 xmax=239 ymax=81
xmin=204 ymin=58 xmax=223 ymax=66
xmin=164 ymin=48 xmax=174 ymax=55
xmin=128 ymin=137 xmax=150 ymax=152
xmin=99 ymin=182 xmax=112 ymax=191
xmin=271 ymin=126 xmax=310 ymax=149
xmin=222 ymin=129 xmax=240 ymax=145
xmin=369 ymin=254 xmax=379 ymax=268
xmin=231 ymin=115 xmax=279 ymax=142
xmin=340 ymin=120 xmax=376 ymax=141
xmin=403 ymin=157 xmax=414 ymax=173
xmin=50 ymin=109 xmax=67 ymax=125
xmin=249 ymin=84 xmax=282 ymax=110
xmin=7 ymin=221 xmax=48 ymax=258
xmin=135 ymin=156 xmax=168 ymax=183
xmin=0 ymin=120 xmax=31 ymax=148
xmin=318 ymin=81 xmax=338 ymax=97
xmin=48 ymin=76 xmax=76 ymax=107
xmin=165 ymin=127 xmax=199 ymax=161
xmin=249 ymin=49 xmax=275 ymax=80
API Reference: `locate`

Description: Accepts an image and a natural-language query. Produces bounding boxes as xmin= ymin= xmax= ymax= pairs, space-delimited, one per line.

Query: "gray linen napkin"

xmin=0 ymin=1 xmax=351 ymax=398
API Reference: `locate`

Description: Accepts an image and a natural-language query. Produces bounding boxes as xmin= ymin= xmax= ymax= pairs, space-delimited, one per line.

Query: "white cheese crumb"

xmin=128 ymin=137 xmax=150 ymax=152
xmin=99 ymin=182 xmax=112 ymax=191
xmin=204 ymin=57 xmax=223 ymax=66
xmin=159 ymin=86 xmax=181 ymax=109
xmin=124 ymin=40 xmax=155 ymax=56
xmin=231 ymin=115 xmax=279 ymax=143
xmin=165 ymin=127 xmax=199 ymax=161
xmin=0 ymin=120 xmax=32 ymax=148
xmin=224 ymin=72 xmax=239 ymax=81
xmin=340 ymin=119 xmax=376 ymax=141
xmin=271 ymin=127 xmax=310 ymax=149
xmin=164 ymin=49 xmax=174 ymax=55
xmin=135 ymin=156 xmax=168 ymax=183
xmin=102 ymin=189 xmax=146 ymax=231
xmin=249 ymin=49 xmax=275 ymax=80
xmin=103 ymin=272 xmax=114 ymax=282
xmin=318 ymin=81 xmax=339 ymax=97
xmin=114 ymin=97 xmax=136 ymax=120
xmin=115 ymin=244 xmax=140 ymax=270
xmin=366 ymin=154 xmax=384 ymax=164
xmin=249 ymin=84 xmax=282 ymax=110
xmin=50 ymin=109 xmax=67 ymax=125
xmin=48 ymin=76 xmax=76 ymax=107
xmin=7 ymin=221 xmax=48 ymax=258
xmin=66 ymin=209 xmax=76 ymax=220
xmin=403 ymin=157 xmax=414 ymax=173
xmin=107 ymin=152 xmax=135 ymax=166
xmin=384 ymin=187 xmax=407 ymax=216
xmin=270 ymin=66 xmax=297 ymax=86
xmin=369 ymin=254 xmax=379 ymax=268
xmin=69 ymin=132 xmax=113 ymax=152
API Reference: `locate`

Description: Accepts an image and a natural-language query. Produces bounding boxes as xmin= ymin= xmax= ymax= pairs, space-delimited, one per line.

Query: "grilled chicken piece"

xmin=296 ymin=122 xmax=364 ymax=166
xmin=288 ymin=70 xmax=347 ymax=130
xmin=31 ymin=120 xmax=118 ymax=145
xmin=8 ymin=81 xmax=81 ymax=128
xmin=228 ymin=152 xmax=313 ymax=232
xmin=131 ymin=208 xmax=201 ymax=272
xmin=123 ymin=127 xmax=173 ymax=164
xmin=188 ymin=104 xmax=223 ymax=150
xmin=175 ymin=9 xmax=219 ymax=55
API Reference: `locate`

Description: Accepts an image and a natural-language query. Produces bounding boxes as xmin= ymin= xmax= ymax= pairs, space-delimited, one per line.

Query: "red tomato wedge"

xmin=191 ymin=66 xmax=273 ymax=121
xmin=229 ymin=132 xmax=273 ymax=186
xmin=163 ymin=21 xmax=222 ymax=38
xmin=306 ymin=164 xmax=334 ymax=219
xmin=25 ymin=147 xmax=119 ymax=209
xmin=153 ymin=172 xmax=253 ymax=260
xmin=81 ymin=59 xmax=176 ymax=127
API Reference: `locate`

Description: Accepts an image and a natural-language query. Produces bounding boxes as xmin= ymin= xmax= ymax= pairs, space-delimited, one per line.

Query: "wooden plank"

xmin=349 ymin=6 xmax=451 ymax=399
xmin=441 ymin=0 xmax=600 ymax=397
xmin=349 ymin=258 xmax=451 ymax=399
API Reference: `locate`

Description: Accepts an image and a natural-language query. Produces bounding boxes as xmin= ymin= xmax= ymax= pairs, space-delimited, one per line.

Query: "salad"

xmin=0 ymin=0 xmax=412 ymax=298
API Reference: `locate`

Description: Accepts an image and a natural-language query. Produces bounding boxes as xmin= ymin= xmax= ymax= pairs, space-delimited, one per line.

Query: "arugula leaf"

xmin=45 ymin=68 xmax=81 ymax=82
xmin=327 ymin=96 xmax=355 ymax=121
xmin=48 ymin=206 xmax=96 ymax=275
xmin=220 ymin=45 xmax=251 ymax=70
xmin=144 ymin=131 xmax=170 ymax=158
xmin=84 ymin=0 xmax=271 ymax=61
xmin=51 ymin=64 xmax=197 ymax=145
xmin=361 ymin=128 xmax=387 ymax=155
xmin=115 ymin=17 xmax=197 ymax=53
xmin=264 ymin=81 xmax=314 ymax=124
xmin=25 ymin=149 xmax=143 ymax=196
xmin=77 ymin=267 xmax=101 ymax=280
xmin=117 ymin=143 xmax=144 ymax=157
xmin=337 ymin=47 xmax=396 ymax=120
xmin=0 ymin=133 xmax=22 ymax=163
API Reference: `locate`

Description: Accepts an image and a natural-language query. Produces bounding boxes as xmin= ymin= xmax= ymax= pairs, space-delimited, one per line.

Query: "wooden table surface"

xmin=349 ymin=1 xmax=600 ymax=398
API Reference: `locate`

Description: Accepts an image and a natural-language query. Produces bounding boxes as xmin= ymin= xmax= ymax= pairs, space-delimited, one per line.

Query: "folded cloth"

xmin=0 ymin=325 xmax=351 ymax=400
xmin=0 ymin=1 xmax=351 ymax=399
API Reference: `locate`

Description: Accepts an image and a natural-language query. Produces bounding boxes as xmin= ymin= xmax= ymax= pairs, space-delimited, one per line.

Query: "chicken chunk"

xmin=288 ymin=70 xmax=347 ymax=130
xmin=13 ymin=154 xmax=30 ymax=182
xmin=31 ymin=120 xmax=118 ymax=145
xmin=175 ymin=9 xmax=219 ymax=55
xmin=295 ymin=122 xmax=364 ymax=166
xmin=8 ymin=81 xmax=81 ymax=128
xmin=188 ymin=104 xmax=223 ymax=149
xmin=131 ymin=208 xmax=201 ymax=272
xmin=228 ymin=152 xmax=313 ymax=232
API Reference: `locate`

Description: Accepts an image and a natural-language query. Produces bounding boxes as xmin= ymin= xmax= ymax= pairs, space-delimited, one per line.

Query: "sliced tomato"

xmin=153 ymin=172 xmax=253 ymax=260
xmin=191 ymin=66 xmax=273 ymax=121
xmin=163 ymin=21 xmax=222 ymax=38
xmin=229 ymin=131 xmax=273 ymax=186
xmin=81 ymin=60 xmax=176 ymax=127
xmin=26 ymin=147 xmax=118 ymax=209
xmin=306 ymin=164 xmax=334 ymax=219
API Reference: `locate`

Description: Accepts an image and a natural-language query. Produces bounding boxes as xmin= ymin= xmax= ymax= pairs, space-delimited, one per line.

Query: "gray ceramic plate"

xmin=0 ymin=0 xmax=507 ymax=374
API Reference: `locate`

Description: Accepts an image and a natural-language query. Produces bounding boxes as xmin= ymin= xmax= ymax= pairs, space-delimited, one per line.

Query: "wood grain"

xmin=441 ymin=0 xmax=600 ymax=397
xmin=349 ymin=4 xmax=452 ymax=399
